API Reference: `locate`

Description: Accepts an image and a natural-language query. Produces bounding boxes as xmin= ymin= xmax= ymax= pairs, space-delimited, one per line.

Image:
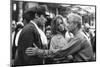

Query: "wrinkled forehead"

xmin=67 ymin=13 xmax=82 ymax=23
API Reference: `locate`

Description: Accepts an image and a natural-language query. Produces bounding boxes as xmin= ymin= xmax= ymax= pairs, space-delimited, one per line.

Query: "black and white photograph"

xmin=11 ymin=0 xmax=96 ymax=67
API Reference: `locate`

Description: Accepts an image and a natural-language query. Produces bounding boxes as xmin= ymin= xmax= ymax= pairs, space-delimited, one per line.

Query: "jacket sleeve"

xmin=54 ymin=38 xmax=82 ymax=58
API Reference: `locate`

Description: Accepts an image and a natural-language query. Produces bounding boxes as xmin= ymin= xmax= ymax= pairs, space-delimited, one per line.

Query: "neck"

xmin=31 ymin=19 xmax=36 ymax=23
xmin=72 ymin=28 xmax=81 ymax=36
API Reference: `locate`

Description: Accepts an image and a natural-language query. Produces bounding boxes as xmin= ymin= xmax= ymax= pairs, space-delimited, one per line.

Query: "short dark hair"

xmin=23 ymin=6 xmax=46 ymax=23
xmin=23 ymin=11 xmax=35 ymax=23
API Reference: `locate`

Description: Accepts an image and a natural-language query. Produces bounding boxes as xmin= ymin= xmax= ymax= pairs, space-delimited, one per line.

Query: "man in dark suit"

xmin=14 ymin=6 xmax=46 ymax=66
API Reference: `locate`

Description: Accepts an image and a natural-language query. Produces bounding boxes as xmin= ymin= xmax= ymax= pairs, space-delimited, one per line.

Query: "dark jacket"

xmin=14 ymin=22 xmax=44 ymax=66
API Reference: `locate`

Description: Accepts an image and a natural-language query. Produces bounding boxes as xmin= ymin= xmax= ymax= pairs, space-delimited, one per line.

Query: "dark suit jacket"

xmin=14 ymin=22 xmax=44 ymax=66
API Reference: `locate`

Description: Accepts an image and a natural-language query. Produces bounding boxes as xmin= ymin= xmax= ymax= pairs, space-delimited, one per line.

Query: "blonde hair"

xmin=51 ymin=15 xmax=64 ymax=34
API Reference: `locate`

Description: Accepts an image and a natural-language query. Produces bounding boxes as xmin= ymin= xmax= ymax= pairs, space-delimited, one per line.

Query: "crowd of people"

xmin=11 ymin=5 xmax=96 ymax=66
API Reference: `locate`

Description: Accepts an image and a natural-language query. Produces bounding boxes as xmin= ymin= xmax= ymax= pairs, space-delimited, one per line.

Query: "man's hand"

xmin=25 ymin=47 xmax=38 ymax=56
xmin=67 ymin=55 xmax=73 ymax=60
xmin=37 ymin=49 xmax=47 ymax=58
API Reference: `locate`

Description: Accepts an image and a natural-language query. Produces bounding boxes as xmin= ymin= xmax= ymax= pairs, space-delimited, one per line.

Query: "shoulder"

xmin=22 ymin=23 xmax=37 ymax=33
xmin=78 ymin=32 xmax=92 ymax=47
xmin=69 ymin=32 xmax=86 ymax=46
xmin=24 ymin=23 xmax=35 ymax=30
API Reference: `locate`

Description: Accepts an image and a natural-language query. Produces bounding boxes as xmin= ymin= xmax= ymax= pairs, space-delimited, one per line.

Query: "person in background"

xmin=45 ymin=26 xmax=51 ymax=38
xmin=12 ymin=20 xmax=16 ymax=46
xmin=83 ymin=23 xmax=93 ymax=42
xmin=83 ymin=23 xmax=95 ymax=57
xmin=91 ymin=30 xmax=96 ymax=60
xmin=12 ymin=21 xmax=16 ymax=33
xmin=45 ymin=15 xmax=52 ymax=27
xmin=14 ymin=5 xmax=47 ymax=66
xmin=12 ymin=20 xmax=16 ymax=65
xmin=15 ymin=22 xmax=24 ymax=47
xmin=45 ymin=26 xmax=52 ymax=48
xmin=12 ymin=21 xmax=24 ymax=66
